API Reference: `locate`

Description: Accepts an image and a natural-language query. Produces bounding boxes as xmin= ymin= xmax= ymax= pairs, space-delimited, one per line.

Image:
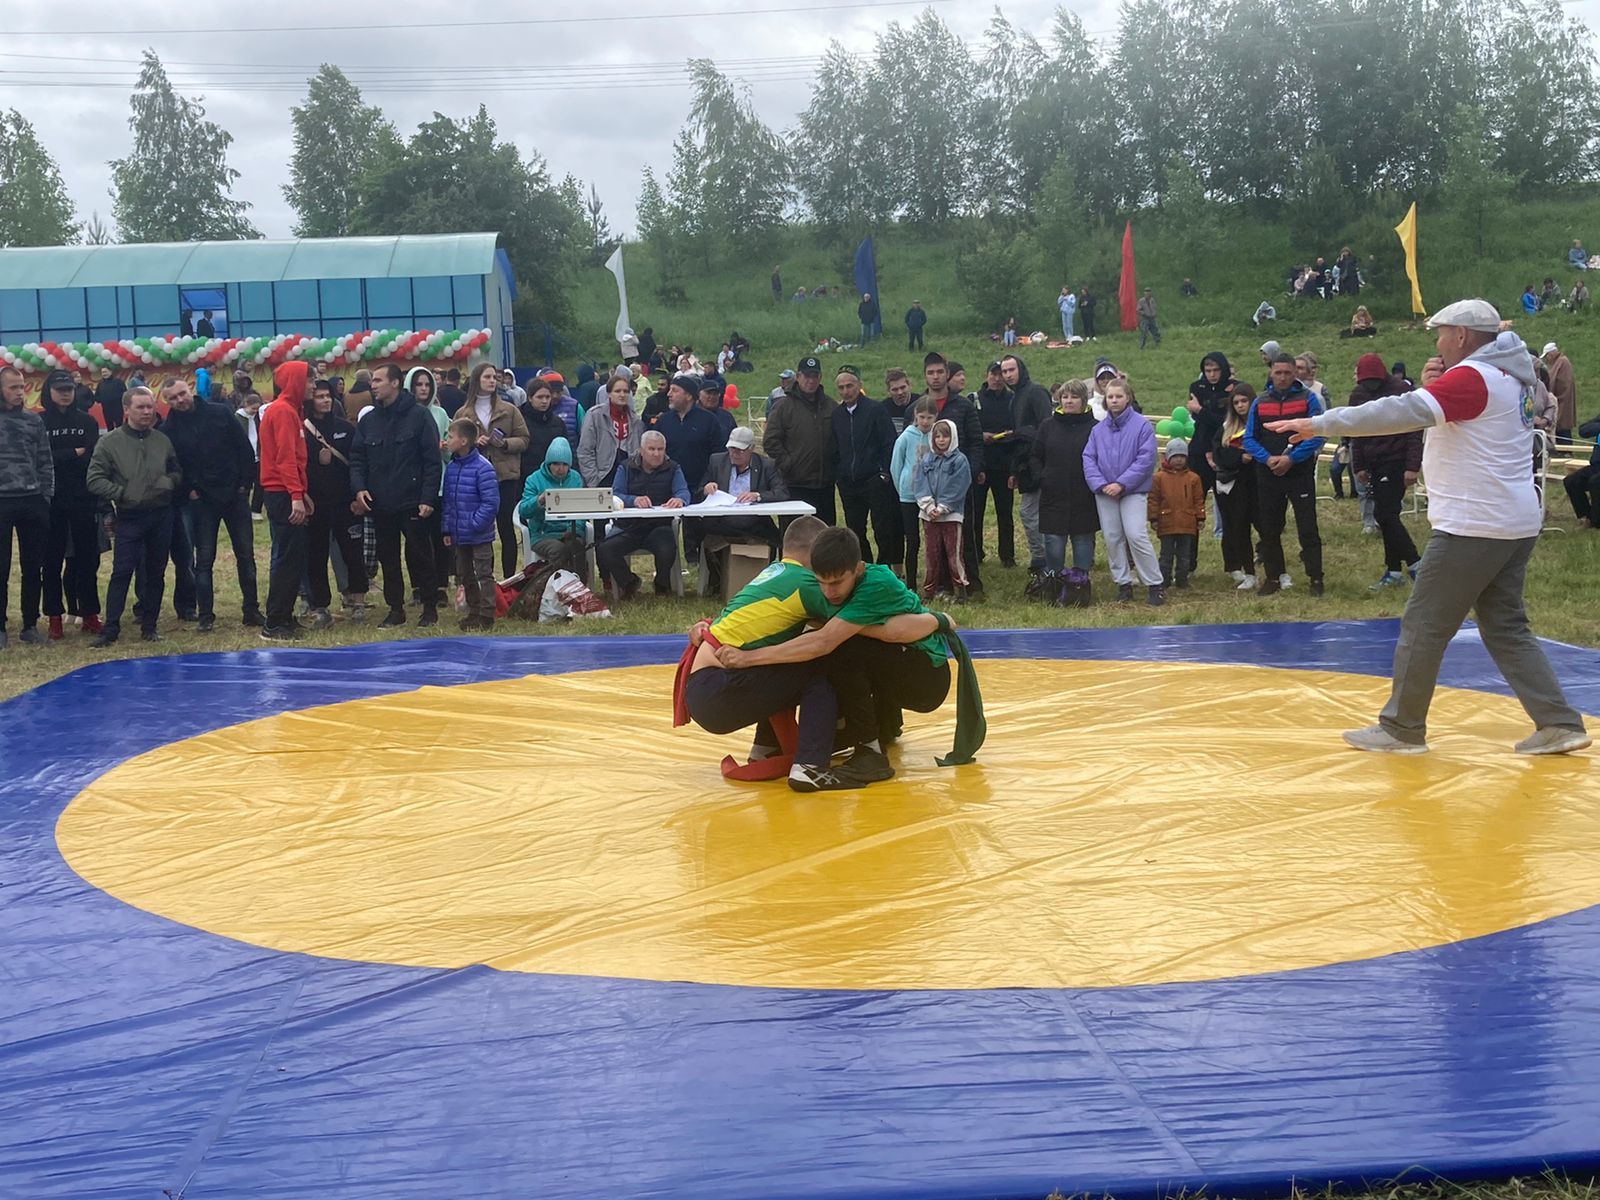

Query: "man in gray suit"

xmin=699 ymin=426 xmax=788 ymax=589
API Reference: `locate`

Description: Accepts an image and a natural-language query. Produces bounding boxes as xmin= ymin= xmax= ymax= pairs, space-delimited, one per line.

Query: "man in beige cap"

xmin=1541 ymin=340 xmax=1577 ymax=442
xmin=1270 ymin=298 xmax=1590 ymax=756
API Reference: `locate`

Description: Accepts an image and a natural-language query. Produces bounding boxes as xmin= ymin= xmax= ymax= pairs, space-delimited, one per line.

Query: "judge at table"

xmin=597 ymin=430 xmax=689 ymax=599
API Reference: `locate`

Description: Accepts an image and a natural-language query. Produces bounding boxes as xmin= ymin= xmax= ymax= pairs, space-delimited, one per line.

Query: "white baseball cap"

xmin=1424 ymin=298 xmax=1501 ymax=332
xmin=726 ymin=426 xmax=756 ymax=450
xmin=1542 ymin=341 xmax=1559 ymax=356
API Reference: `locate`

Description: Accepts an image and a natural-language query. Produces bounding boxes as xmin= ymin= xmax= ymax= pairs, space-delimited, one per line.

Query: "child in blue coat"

xmin=442 ymin=418 xmax=501 ymax=630
xmin=912 ymin=417 xmax=972 ymax=599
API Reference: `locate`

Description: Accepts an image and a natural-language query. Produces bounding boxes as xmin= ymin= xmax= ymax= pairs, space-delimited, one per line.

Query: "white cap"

xmin=1424 ymin=298 xmax=1501 ymax=332
xmin=726 ymin=426 xmax=756 ymax=450
xmin=1542 ymin=341 xmax=1559 ymax=356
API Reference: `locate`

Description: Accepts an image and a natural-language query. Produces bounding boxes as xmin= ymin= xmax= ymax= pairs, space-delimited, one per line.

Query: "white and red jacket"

xmin=1311 ymin=333 xmax=1540 ymax=539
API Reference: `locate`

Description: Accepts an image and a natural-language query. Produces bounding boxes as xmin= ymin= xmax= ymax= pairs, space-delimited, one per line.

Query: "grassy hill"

xmin=556 ymin=197 xmax=1599 ymax=416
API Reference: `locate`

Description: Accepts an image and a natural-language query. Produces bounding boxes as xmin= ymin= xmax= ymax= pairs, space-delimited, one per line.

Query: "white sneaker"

xmin=1343 ymin=724 xmax=1429 ymax=754
xmin=1236 ymin=575 xmax=1258 ymax=591
xmin=1514 ymin=727 xmax=1593 ymax=756
xmin=1279 ymin=574 xmax=1293 ymax=589
xmin=1230 ymin=570 xmax=1246 ymax=584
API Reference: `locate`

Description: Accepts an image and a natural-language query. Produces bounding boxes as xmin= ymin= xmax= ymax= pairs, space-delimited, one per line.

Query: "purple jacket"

xmin=441 ymin=448 xmax=500 ymax=545
xmin=1082 ymin=406 xmax=1157 ymax=496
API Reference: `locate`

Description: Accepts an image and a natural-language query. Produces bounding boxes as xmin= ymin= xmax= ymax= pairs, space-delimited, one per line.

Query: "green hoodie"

xmin=518 ymin=436 xmax=584 ymax=538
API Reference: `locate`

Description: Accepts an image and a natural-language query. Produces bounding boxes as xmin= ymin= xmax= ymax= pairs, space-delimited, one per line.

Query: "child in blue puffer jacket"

xmin=913 ymin=416 xmax=972 ymax=599
xmin=442 ymin=417 xmax=500 ymax=630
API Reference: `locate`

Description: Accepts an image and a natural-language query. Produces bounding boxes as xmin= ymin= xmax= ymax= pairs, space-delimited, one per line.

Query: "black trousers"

xmin=496 ymin=477 xmax=520 ymax=578
xmin=1255 ymin=464 xmax=1323 ymax=580
xmin=899 ymin=501 xmax=921 ymax=589
xmin=307 ymin=509 xmax=368 ymax=609
xmin=960 ymin=482 xmax=983 ymax=589
xmin=1565 ymin=464 xmax=1599 ymax=522
xmin=971 ymin=473 xmax=1015 ymax=564
xmin=42 ymin=499 xmax=100 ymax=618
xmin=1368 ymin=464 xmax=1421 ymax=572
xmin=684 ymin=663 xmax=836 ymax=767
xmin=838 ymin=474 xmax=902 ymax=565
xmin=786 ymin=484 xmax=836 ymax=527
xmin=166 ymin=502 xmax=197 ymax=618
xmin=825 ymin=636 xmax=952 ymax=747
xmin=0 ymin=494 xmax=49 ymax=630
xmin=597 ymin=522 xmax=677 ymax=592
xmin=374 ymin=507 xmax=437 ymax=613
xmin=184 ymin=492 xmax=260 ymax=621
xmin=264 ymin=492 xmax=310 ymax=628
xmin=1081 ymin=308 xmax=1096 ymax=338
xmin=1214 ymin=475 xmax=1257 ymax=574
xmin=1158 ymin=534 xmax=1197 ymax=586
xmin=908 ymin=328 xmax=924 ymax=350
xmin=103 ymin=506 xmax=172 ymax=637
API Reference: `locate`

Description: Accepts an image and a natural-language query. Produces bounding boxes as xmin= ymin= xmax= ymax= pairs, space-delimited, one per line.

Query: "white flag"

xmin=603 ymin=245 xmax=631 ymax=343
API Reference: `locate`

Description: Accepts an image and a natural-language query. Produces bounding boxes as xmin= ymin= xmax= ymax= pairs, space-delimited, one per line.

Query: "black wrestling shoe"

xmin=834 ymin=744 xmax=895 ymax=782
xmin=788 ymin=762 xmax=873 ymax=793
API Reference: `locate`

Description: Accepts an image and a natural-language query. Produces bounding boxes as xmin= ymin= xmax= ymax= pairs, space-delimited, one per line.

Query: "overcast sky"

xmin=4 ymin=0 xmax=1598 ymax=243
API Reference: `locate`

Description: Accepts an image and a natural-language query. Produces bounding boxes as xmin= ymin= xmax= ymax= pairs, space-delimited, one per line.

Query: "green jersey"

xmin=709 ymin=558 xmax=830 ymax=650
xmin=826 ymin=563 xmax=948 ymax=665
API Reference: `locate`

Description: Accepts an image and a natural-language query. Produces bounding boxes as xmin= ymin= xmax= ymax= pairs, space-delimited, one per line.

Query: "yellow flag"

xmin=1394 ymin=202 xmax=1425 ymax=315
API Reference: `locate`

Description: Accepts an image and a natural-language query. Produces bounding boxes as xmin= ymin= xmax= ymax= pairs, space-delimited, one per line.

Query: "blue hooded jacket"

xmin=518 ymin=436 xmax=584 ymax=539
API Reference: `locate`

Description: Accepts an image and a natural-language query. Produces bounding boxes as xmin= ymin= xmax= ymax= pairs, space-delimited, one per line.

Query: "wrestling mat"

xmin=3 ymin=620 xmax=1598 ymax=1199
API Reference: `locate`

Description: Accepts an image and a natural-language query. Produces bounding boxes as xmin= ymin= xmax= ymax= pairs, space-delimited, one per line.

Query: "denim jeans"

xmin=1043 ymin=532 xmax=1095 ymax=573
xmin=104 ymin=506 xmax=172 ymax=637
xmin=183 ymin=492 xmax=260 ymax=620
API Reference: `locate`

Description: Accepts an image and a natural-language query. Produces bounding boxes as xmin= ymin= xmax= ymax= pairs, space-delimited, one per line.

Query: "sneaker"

xmin=259 ymin=624 xmax=306 ymax=642
xmin=309 ymin=607 xmax=334 ymax=630
xmin=176 ymin=611 xmax=198 ymax=622
xmin=197 ymin=616 xmax=216 ymax=632
xmin=140 ymin=630 xmax=163 ymax=643
xmin=1146 ymin=585 xmax=1165 ymax=606
xmin=294 ymin=599 xmax=311 ymax=619
xmin=241 ymin=609 xmax=265 ymax=628
xmin=1308 ymin=578 xmax=1325 ymax=597
xmin=81 ymin=615 xmax=103 ymax=635
xmin=347 ymin=604 xmax=370 ymax=625
xmin=1116 ymin=583 xmax=1134 ymax=603
xmin=90 ymin=632 xmax=118 ymax=648
xmin=1362 ymin=525 xmax=1378 ymax=535
xmin=18 ymin=625 xmax=46 ymax=645
xmin=1407 ymin=563 xmax=1420 ymax=582
xmin=787 ymin=762 xmax=870 ymax=793
xmin=834 ymin=745 xmax=895 ymax=783
xmin=1342 ymin=724 xmax=1429 ymax=754
xmin=1236 ymin=574 xmax=1258 ymax=591
xmin=1369 ymin=571 xmax=1406 ymax=592
xmin=416 ymin=609 xmax=438 ymax=628
xmin=1229 ymin=570 xmax=1247 ymax=584
xmin=379 ymin=609 xmax=407 ymax=628
xmin=1257 ymin=577 xmax=1282 ymax=596
xmin=1514 ymin=727 xmax=1593 ymax=756
xmin=47 ymin=616 xmax=63 ymax=641
xmin=1279 ymin=573 xmax=1293 ymax=589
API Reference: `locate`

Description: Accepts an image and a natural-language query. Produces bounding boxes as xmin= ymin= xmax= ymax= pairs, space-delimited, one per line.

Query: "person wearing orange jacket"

xmin=259 ymin=360 xmax=312 ymax=641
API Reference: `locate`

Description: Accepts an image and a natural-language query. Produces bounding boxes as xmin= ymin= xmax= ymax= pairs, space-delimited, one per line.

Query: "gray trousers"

xmin=1019 ymin=490 xmax=1044 ymax=567
xmin=1380 ymin=531 xmax=1585 ymax=743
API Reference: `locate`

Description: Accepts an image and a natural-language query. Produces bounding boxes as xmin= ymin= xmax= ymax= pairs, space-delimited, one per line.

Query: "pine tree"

xmin=82 ymin=211 xmax=112 ymax=245
xmin=0 ymin=109 xmax=78 ymax=246
xmin=285 ymin=65 xmax=397 ymax=238
xmin=110 ymin=51 xmax=258 ymax=242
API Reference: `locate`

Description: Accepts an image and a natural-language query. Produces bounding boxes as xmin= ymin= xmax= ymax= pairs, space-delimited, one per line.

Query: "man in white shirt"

xmin=1270 ymin=298 xmax=1589 ymax=756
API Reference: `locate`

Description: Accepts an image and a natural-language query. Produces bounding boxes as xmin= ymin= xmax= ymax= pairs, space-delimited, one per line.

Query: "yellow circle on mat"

xmin=57 ymin=661 xmax=1596 ymax=991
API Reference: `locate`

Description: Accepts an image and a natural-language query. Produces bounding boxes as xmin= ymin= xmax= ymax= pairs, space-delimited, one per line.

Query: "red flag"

xmin=1118 ymin=221 xmax=1138 ymax=332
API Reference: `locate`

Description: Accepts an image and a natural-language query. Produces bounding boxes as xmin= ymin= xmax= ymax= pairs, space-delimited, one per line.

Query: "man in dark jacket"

xmin=882 ymin=368 xmax=916 ymax=434
xmin=597 ymin=430 xmax=690 ymax=599
xmin=858 ymin=292 xmax=881 ymax=345
xmin=917 ymin=352 xmax=986 ymax=590
xmin=649 ymin=374 xmax=721 ymax=565
xmin=905 ymin=302 xmax=928 ymax=350
xmin=304 ymin=378 xmax=367 ymax=623
xmin=762 ymin=355 xmax=837 ymax=524
xmin=1001 ymin=353 xmax=1054 ymax=573
xmin=831 ymin=367 xmax=900 ymax=569
xmin=972 ymin=362 xmax=1016 ymax=568
xmin=698 ymin=425 xmax=788 ymax=589
xmin=351 ymin=363 xmax=444 ymax=627
xmin=1244 ymin=355 xmax=1326 ymax=596
xmin=41 ymin=369 xmax=101 ymax=638
xmin=95 ymin=368 xmax=127 ymax=429
xmin=85 ymin=386 xmax=181 ymax=646
xmin=0 ymin=365 xmax=53 ymax=647
xmin=161 ymin=375 xmax=261 ymax=632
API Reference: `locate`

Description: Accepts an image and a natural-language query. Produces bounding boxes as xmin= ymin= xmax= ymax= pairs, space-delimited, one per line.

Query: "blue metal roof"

xmin=0 ymin=234 xmax=504 ymax=289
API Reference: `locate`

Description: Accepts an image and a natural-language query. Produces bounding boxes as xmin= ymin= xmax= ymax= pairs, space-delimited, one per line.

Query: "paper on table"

xmin=687 ymin=490 xmax=738 ymax=510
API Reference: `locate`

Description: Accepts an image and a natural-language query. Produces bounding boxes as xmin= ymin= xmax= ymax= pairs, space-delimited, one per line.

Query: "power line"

xmin=0 ymin=0 xmax=951 ymax=36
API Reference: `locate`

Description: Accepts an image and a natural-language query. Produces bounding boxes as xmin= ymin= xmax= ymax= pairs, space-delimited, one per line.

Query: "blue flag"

xmin=853 ymin=237 xmax=881 ymax=335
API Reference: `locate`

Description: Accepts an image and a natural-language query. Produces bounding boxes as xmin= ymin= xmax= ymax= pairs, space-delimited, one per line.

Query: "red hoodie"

xmin=260 ymin=361 xmax=309 ymax=501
